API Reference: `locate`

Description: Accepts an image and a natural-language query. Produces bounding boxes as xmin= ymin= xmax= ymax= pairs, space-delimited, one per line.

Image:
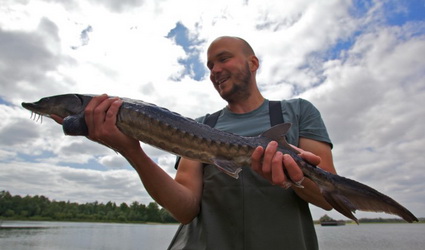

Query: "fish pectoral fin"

xmin=212 ymin=159 xmax=242 ymax=179
xmin=62 ymin=113 xmax=89 ymax=136
xmin=259 ymin=123 xmax=299 ymax=153
xmin=321 ymin=189 xmax=359 ymax=224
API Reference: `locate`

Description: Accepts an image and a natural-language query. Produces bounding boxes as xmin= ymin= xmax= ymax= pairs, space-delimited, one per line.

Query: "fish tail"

xmin=317 ymin=173 xmax=418 ymax=223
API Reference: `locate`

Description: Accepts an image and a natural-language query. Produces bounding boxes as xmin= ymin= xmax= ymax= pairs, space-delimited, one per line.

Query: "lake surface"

xmin=1 ymin=221 xmax=424 ymax=250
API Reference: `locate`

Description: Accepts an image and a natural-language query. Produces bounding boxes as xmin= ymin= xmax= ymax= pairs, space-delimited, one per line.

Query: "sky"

xmin=0 ymin=0 xmax=424 ymax=221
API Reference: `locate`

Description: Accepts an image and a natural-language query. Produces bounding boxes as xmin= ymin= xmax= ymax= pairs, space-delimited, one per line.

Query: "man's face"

xmin=207 ymin=38 xmax=252 ymax=102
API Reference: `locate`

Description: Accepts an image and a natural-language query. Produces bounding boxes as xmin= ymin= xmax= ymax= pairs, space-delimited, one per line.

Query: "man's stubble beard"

xmin=221 ymin=62 xmax=252 ymax=103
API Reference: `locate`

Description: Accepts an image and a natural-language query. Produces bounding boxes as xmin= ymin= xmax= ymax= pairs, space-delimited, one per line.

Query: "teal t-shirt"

xmin=206 ymin=98 xmax=332 ymax=147
xmin=168 ymin=99 xmax=332 ymax=250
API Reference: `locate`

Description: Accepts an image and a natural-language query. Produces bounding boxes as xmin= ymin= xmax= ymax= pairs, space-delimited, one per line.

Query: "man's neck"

xmin=226 ymin=93 xmax=265 ymax=114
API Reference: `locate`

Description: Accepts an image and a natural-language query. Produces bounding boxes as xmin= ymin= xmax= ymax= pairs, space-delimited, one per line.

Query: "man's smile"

xmin=216 ymin=76 xmax=230 ymax=86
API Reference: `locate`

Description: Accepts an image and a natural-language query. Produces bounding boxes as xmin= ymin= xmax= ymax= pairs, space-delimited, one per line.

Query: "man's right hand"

xmin=83 ymin=94 xmax=141 ymax=154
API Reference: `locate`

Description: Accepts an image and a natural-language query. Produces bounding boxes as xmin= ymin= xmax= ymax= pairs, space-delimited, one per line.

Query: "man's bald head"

xmin=209 ymin=36 xmax=255 ymax=57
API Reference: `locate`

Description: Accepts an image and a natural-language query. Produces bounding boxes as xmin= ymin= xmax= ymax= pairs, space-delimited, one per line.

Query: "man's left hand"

xmin=251 ymin=141 xmax=321 ymax=188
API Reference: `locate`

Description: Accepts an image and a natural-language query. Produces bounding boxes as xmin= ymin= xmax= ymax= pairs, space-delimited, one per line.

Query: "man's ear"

xmin=248 ymin=55 xmax=259 ymax=72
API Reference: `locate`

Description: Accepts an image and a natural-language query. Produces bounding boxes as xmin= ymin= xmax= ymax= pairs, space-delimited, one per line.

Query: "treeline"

xmin=0 ymin=191 xmax=177 ymax=223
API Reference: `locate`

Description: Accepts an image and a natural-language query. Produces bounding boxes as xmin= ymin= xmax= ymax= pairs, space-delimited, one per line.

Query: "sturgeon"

xmin=22 ymin=94 xmax=418 ymax=224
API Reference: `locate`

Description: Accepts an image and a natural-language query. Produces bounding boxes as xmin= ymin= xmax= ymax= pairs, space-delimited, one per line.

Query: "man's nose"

xmin=210 ymin=63 xmax=222 ymax=74
xmin=209 ymin=66 xmax=221 ymax=82
xmin=210 ymin=72 xmax=217 ymax=84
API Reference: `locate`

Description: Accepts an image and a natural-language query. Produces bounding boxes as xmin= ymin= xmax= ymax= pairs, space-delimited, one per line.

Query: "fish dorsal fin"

xmin=260 ymin=122 xmax=291 ymax=141
xmin=260 ymin=123 xmax=299 ymax=153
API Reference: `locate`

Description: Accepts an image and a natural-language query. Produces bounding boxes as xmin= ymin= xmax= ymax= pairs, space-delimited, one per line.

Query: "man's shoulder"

xmin=280 ymin=98 xmax=317 ymax=112
xmin=281 ymin=98 xmax=312 ymax=106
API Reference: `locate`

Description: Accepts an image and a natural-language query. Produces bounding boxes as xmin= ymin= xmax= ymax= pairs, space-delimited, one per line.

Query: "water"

xmin=316 ymin=223 xmax=425 ymax=250
xmin=0 ymin=221 xmax=178 ymax=250
xmin=1 ymin=221 xmax=424 ymax=250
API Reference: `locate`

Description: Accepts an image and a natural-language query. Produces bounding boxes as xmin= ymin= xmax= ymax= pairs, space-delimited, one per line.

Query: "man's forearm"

xmin=121 ymin=148 xmax=201 ymax=223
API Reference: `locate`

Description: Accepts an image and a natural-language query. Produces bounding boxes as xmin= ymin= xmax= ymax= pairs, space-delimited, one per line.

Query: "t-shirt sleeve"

xmin=283 ymin=98 xmax=333 ymax=149
xmin=298 ymin=98 xmax=333 ymax=148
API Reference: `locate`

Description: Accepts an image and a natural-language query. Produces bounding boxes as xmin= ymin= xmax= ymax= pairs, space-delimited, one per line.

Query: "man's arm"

xmin=123 ymin=149 xmax=203 ymax=224
xmin=251 ymin=138 xmax=335 ymax=210
xmin=75 ymin=95 xmax=203 ymax=224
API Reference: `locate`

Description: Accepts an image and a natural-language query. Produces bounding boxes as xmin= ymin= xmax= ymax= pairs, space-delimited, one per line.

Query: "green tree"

xmin=0 ymin=190 xmax=178 ymax=223
xmin=319 ymin=214 xmax=335 ymax=222
xmin=146 ymin=202 xmax=161 ymax=222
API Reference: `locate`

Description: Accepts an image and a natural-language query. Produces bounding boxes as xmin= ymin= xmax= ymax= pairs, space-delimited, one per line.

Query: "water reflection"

xmin=1 ymin=221 xmax=179 ymax=250
xmin=1 ymin=221 xmax=424 ymax=250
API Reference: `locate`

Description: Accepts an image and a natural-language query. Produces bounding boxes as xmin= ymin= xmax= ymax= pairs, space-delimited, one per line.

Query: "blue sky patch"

xmin=58 ymin=158 xmax=132 ymax=171
xmin=166 ymin=22 xmax=206 ymax=81
xmin=383 ymin=0 xmax=425 ymax=27
xmin=0 ymin=97 xmax=13 ymax=106
xmin=350 ymin=0 xmax=373 ymax=19
xmin=325 ymin=35 xmax=357 ymax=61
xmin=16 ymin=151 xmax=56 ymax=163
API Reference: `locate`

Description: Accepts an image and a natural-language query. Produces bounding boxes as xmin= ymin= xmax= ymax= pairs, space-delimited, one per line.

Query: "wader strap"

xmin=203 ymin=100 xmax=283 ymax=128
xmin=203 ymin=110 xmax=222 ymax=128
xmin=268 ymin=100 xmax=284 ymax=126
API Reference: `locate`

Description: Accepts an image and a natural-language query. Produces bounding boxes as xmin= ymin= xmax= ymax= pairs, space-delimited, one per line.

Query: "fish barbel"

xmin=22 ymin=94 xmax=418 ymax=224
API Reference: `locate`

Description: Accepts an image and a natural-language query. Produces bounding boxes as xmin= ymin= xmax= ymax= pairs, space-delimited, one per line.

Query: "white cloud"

xmin=303 ymin=14 xmax=425 ymax=219
xmin=98 ymin=154 xmax=130 ymax=169
xmin=0 ymin=161 xmax=151 ymax=204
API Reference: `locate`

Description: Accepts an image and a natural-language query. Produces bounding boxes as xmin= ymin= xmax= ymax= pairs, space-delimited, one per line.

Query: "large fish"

xmin=22 ymin=94 xmax=418 ymax=224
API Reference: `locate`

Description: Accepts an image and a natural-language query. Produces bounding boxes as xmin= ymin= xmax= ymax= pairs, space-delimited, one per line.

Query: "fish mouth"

xmin=22 ymin=101 xmax=42 ymax=111
xmin=22 ymin=102 xmax=46 ymax=122
xmin=22 ymin=102 xmax=53 ymax=120
xmin=21 ymin=102 xmax=44 ymax=114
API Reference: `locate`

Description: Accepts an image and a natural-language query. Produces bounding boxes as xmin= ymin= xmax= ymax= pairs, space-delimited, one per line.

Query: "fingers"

xmin=252 ymin=141 xmax=279 ymax=179
xmin=298 ymin=151 xmax=321 ymax=166
xmin=271 ymin=152 xmax=286 ymax=185
xmin=262 ymin=141 xmax=278 ymax=179
xmin=251 ymin=141 xmax=306 ymax=189
xmin=282 ymin=154 xmax=304 ymax=187
xmin=85 ymin=94 xmax=109 ymax=137
xmin=251 ymin=146 xmax=264 ymax=173
xmin=106 ymin=99 xmax=123 ymax=119
xmin=290 ymin=144 xmax=321 ymax=166
xmin=252 ymin=141 xmax=288 ymax=187
xmin=79 ymin=94 xmax=140 ymax=154
xmin=84 ymin=94 xmax=120 ymax=141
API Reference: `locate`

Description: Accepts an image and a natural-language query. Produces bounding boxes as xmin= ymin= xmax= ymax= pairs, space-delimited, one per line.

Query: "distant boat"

xmin=320 ymin=220 xmax=346 ymax=226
